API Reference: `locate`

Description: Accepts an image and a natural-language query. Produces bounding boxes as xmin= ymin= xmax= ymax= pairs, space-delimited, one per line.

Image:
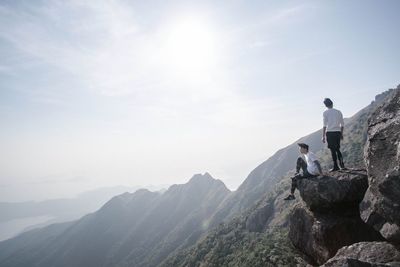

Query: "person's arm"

xmin=340 ymin=111 xmax=344 ymax=140
xmin=314 ymin=160 xmax=323 ymax=175
xmin=340 ymin=126 xmax=344 ymax=140
xmin=322 ymin=113 xmax=327 ymax=143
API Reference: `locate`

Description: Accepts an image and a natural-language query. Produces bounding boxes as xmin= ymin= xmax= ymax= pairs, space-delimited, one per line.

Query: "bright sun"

xmin=161 ymin=17 xmax=218 ymax=76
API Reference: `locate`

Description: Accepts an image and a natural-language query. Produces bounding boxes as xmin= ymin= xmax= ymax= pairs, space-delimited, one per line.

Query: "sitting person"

xmin=284 ymin=143 xmax=323 ymax=200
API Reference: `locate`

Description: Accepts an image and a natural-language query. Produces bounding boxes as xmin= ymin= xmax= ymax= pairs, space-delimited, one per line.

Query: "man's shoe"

xmin=339 ymin=161 xmax=346 ymax=169
xmin=284 ymin=194 xmax=295 ymax=200
xmin=329 ymin=166 xmax=340 ymax=172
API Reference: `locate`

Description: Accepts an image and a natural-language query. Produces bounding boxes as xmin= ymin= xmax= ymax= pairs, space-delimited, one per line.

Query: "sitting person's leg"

xmin=285 ymin=173 xmax=300 ymax=200
xmin=296 ymin=157 xmax=308 ymax=174
xmin=290 ymin=175 xmax=298 ymax=195
xmin=296 ymin=156 xmax=317 ymax=178
xmin=285 ymin=157 xmax=308 ymax=200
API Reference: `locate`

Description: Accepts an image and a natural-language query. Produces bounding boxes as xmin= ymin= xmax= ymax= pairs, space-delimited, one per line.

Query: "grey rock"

xmin=361 ymin=88 xmax=400 ymax=245
xmin=323 ymin=241 xmax=400 ymax=267
xmin=323 ymin=258 xmax=396 ymax=267
xmin=297 ymin=170 xmax=368 ymax=213
xmin=289 ymin=204 xmax=382 ymax=265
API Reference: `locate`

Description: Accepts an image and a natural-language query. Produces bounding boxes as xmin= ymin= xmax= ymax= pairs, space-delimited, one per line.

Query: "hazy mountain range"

xmin=0 ymin=174 xmax=229 ymax=267
xmin=0 ymin=185 xmax=168 ymax=242
xmin=0 ymin=87 xmax=397 ymax=267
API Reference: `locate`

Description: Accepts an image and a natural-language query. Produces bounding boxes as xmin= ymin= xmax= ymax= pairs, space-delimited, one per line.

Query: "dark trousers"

xmin=326 ymin=131 xmax=344 ymax=168
xmin=290 ymin=157 xmax=316 ymax=194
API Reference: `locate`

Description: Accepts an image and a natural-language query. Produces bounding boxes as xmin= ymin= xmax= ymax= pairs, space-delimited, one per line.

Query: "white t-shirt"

xmin=323 ymin=108 xmax=344 ymax=132
xmin=304 ymin=151 xmax=319 ymax=175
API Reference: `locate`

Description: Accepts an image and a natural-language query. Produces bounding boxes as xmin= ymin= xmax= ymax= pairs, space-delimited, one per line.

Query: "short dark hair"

xmin=324 ymin=98 xmax=333 ymax=107
xmin=297 ymin=143 xmax=309 ymax=150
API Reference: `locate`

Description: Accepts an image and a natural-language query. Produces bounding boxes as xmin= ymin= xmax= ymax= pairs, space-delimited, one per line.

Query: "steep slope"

xmin=161 ymin=175 xmax=310 ymax=267
xmin=0 ymin=173 xmax=230 ymax=267
xmin=0 ymin=221 xmax=75 ymax=265
xmin=209 ymin=89 xmax=395 ymax=226
xmin=162 ymin=86 xmax=399 ymax=267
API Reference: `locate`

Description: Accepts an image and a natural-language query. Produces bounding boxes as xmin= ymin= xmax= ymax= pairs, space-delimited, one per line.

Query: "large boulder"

xmin=322 ymin=241 xmax=400 ymax=267
xmin=289 ymin=204 xmax=383 ymax=265
xmin=297 ymin=170 xmax=368 ymax=212
xmin=361 ymin=88 xmax=400 ymax=244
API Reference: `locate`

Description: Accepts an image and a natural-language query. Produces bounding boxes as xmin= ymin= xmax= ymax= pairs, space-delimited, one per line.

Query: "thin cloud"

xmin=268 ymin=5 xmax=310 ymax=24
xmin=0 ymin=1 xmax=147 ymax=96
xmin=248 ymin=40 xmax=272 ymax=48
xmin=29 ymin=175 xmax=90 ymax=185
xmin=0 ymin=0 xmax=233 ymax=105
xmin=0 ymin=64 xmax=16 ymax=76
xmin=228 ymin=4 xmax=314 ymax=37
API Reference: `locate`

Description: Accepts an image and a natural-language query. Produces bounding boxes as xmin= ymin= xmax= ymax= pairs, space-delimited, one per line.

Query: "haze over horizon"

xmin=1 ymin=0 xmax=399 ymax=202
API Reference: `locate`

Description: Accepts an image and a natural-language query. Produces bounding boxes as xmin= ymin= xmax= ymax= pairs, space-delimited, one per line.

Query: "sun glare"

xmin=160 ymin=17 xmax=218 ymax=77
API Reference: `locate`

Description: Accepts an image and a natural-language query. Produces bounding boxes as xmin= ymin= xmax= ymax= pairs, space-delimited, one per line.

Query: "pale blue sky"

xmin=0 ymin=0 xmax=399 ymax=201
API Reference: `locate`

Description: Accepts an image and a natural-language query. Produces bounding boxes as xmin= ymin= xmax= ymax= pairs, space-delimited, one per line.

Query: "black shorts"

xmin=326 ymin=131 xmax=341 ymax=150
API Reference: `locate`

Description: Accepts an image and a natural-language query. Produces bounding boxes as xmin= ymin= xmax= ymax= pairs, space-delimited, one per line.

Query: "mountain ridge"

xmin=0 ymin=87 xmax=398 ymax=267
xmin=0 ymin=172 xmax=230 ymax=267
xmin=160 ymin=86 xmax=400 ymax=266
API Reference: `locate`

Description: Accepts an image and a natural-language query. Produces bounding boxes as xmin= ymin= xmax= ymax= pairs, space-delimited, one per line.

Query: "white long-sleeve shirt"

xmin=304 ymin=151 xmax=319 ymax=175
xmin=323 ymin=108 xmax=344 ymax=132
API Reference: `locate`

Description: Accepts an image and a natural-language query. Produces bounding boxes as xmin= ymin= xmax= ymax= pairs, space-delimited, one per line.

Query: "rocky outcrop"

xmin=297 ymin=170 xmax=368 ymax=212
xmin=289 ymin=170 xmax=383 ymax=265
xmin=360 ymin=88 xmax=400 ymax=245
xmin=322 ymin=242 xmax=400 ymax=267
xmin=290 ymin=203 xmax=383 ymax=266
xmin=288 ymin=88 xmax=400 ymax=266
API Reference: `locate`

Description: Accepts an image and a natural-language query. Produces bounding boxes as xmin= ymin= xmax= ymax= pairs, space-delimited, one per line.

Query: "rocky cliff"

xmin=360 ymin=88 xmax=400 ymax=245
xmin=289 ymin=171 xmax=383 ymax=265
xmin=289 ymin=87 xmax=400 ymax=266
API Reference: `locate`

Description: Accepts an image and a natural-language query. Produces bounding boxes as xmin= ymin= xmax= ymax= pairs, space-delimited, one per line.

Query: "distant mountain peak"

xmin=188 ymin=172 xmax=216 ymax=184
xmin=193 ymin=171 xmax=213 ymax=178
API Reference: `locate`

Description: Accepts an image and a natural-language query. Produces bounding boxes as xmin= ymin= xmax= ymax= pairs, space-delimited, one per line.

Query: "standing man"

xmin=322 ymin=98 xmax=345 ymax=171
